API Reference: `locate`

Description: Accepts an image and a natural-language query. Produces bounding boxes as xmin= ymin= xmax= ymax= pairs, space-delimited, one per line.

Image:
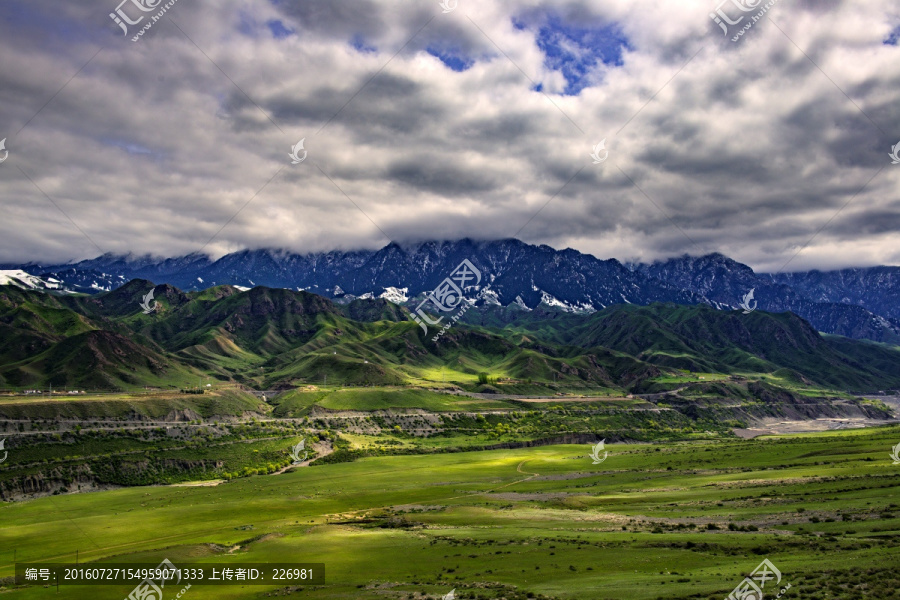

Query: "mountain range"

xmin=3 ymin=239 xmax=899 ymax=344
xmin=1 ymin=278 xmax=899 ymax=395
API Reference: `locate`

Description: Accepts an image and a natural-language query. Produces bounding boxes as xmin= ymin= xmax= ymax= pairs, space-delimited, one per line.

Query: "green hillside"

xmin=2 ymin=284 xmax=899 ymax=395
xmin=502 ymin=303 xmax=900 ymax=391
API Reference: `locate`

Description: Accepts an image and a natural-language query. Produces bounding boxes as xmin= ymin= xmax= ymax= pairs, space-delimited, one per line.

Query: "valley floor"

xmin=2 ymin=425 xmax=900 ymax=600
xmin=733 ymin=416 xmax=899 ymax=438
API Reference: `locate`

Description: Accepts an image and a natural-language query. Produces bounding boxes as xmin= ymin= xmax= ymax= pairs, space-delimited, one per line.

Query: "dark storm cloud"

xmin=386 ymin=160 xmax=498 ymax=196
xmin=272 ymin=0 xmax=390 ymax=40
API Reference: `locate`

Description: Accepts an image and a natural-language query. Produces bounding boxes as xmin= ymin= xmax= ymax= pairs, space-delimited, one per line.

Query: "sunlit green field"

xmin=0 ymin=388 xmax=261 ymax=421
xmin=273 ymin=387 xmax=520 ymax=415
xmin=2 ymin=426 xmax=899 ymax=599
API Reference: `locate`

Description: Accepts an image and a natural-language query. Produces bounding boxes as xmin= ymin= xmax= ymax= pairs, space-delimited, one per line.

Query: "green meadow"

xmin=0 ymin=388 xmax=262 ymax=421
xmin=2 ymin=425 xmax=899 ymax=599
xmin=272 ymin=387 xmax=519 ymax=416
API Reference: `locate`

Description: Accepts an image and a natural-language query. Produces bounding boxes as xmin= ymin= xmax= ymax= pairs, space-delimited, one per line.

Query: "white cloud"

xmin=0 ymin=0 xmax=898 ymax=272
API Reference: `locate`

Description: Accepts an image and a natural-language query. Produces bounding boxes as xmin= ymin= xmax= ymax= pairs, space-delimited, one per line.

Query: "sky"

xmin=0 ymin=0 xmax=899 ymax=272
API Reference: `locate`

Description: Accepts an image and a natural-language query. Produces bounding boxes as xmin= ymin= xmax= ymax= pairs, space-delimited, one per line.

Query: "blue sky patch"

xmin=267 ymin=19 xmax=294 ymax=39
xmin=0 ymin=3 xmax=93 ymax=45
xmin=101 ymin=138 xmax=156 ymax=157
xmin=427 ymin=46 xmax=474 ymax=72
xmin=351 ymin=35 xmax=377 ymax=54
xmin=885 ymin=25 xmax=900 ymax=45
xmin=515 ymin=12 xmax=631 ymax=95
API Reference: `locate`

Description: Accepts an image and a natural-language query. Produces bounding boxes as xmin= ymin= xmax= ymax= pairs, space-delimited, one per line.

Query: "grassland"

xmin=272 ymin=388 xmax=520 ymax=416
xmin=4 ymin=380 xmax=887 ymax=502
xmin=1 ymin=424 xmax=899 ymax=599
xmin=0 ymin=388 xmax=263 ymax=421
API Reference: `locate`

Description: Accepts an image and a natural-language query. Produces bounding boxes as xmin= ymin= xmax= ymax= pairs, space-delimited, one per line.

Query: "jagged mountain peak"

xmin=6 ymin=239 xmax=899 ymax=344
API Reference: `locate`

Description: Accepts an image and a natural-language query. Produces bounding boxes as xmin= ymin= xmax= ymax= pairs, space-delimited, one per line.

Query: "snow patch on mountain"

xmin=539 ymin=291 xmax=594 ymax=313
xmin=0 ymin=270 xmax=59 ymax=289
xmin=874 ymin=315 xmax=893 ymax=328
xmin=379 ymin=287 xmax=409 ymax=304
xmin=512 ymin=295 xmax=532 ymax=311
xmin=481 ymin=287 xmax=502 ymax=306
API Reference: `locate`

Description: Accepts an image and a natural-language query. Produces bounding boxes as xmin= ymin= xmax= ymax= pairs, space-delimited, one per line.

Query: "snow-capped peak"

xmin=512 ymin=295 xmax=532 ymax=311
xmin=540 ymin=291 xmax=595 ymax=314
xmin=379 ymin=287 xmax=409 ymax=304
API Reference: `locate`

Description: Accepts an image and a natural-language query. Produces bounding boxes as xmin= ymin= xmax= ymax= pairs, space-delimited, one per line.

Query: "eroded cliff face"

xmin=0 ymin=458 xmax=225 ymax=501
xmin=0 ymin=463 xmax=110 ymax=501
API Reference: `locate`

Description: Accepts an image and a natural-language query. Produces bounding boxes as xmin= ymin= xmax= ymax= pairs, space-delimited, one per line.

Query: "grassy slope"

xmin=505 ymin=303 xmax=900 ymax=391
xmin=272 ymin=387 xmax=520 ymax=415
xmin=0 ymin=285 xmax=200 ymax=390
